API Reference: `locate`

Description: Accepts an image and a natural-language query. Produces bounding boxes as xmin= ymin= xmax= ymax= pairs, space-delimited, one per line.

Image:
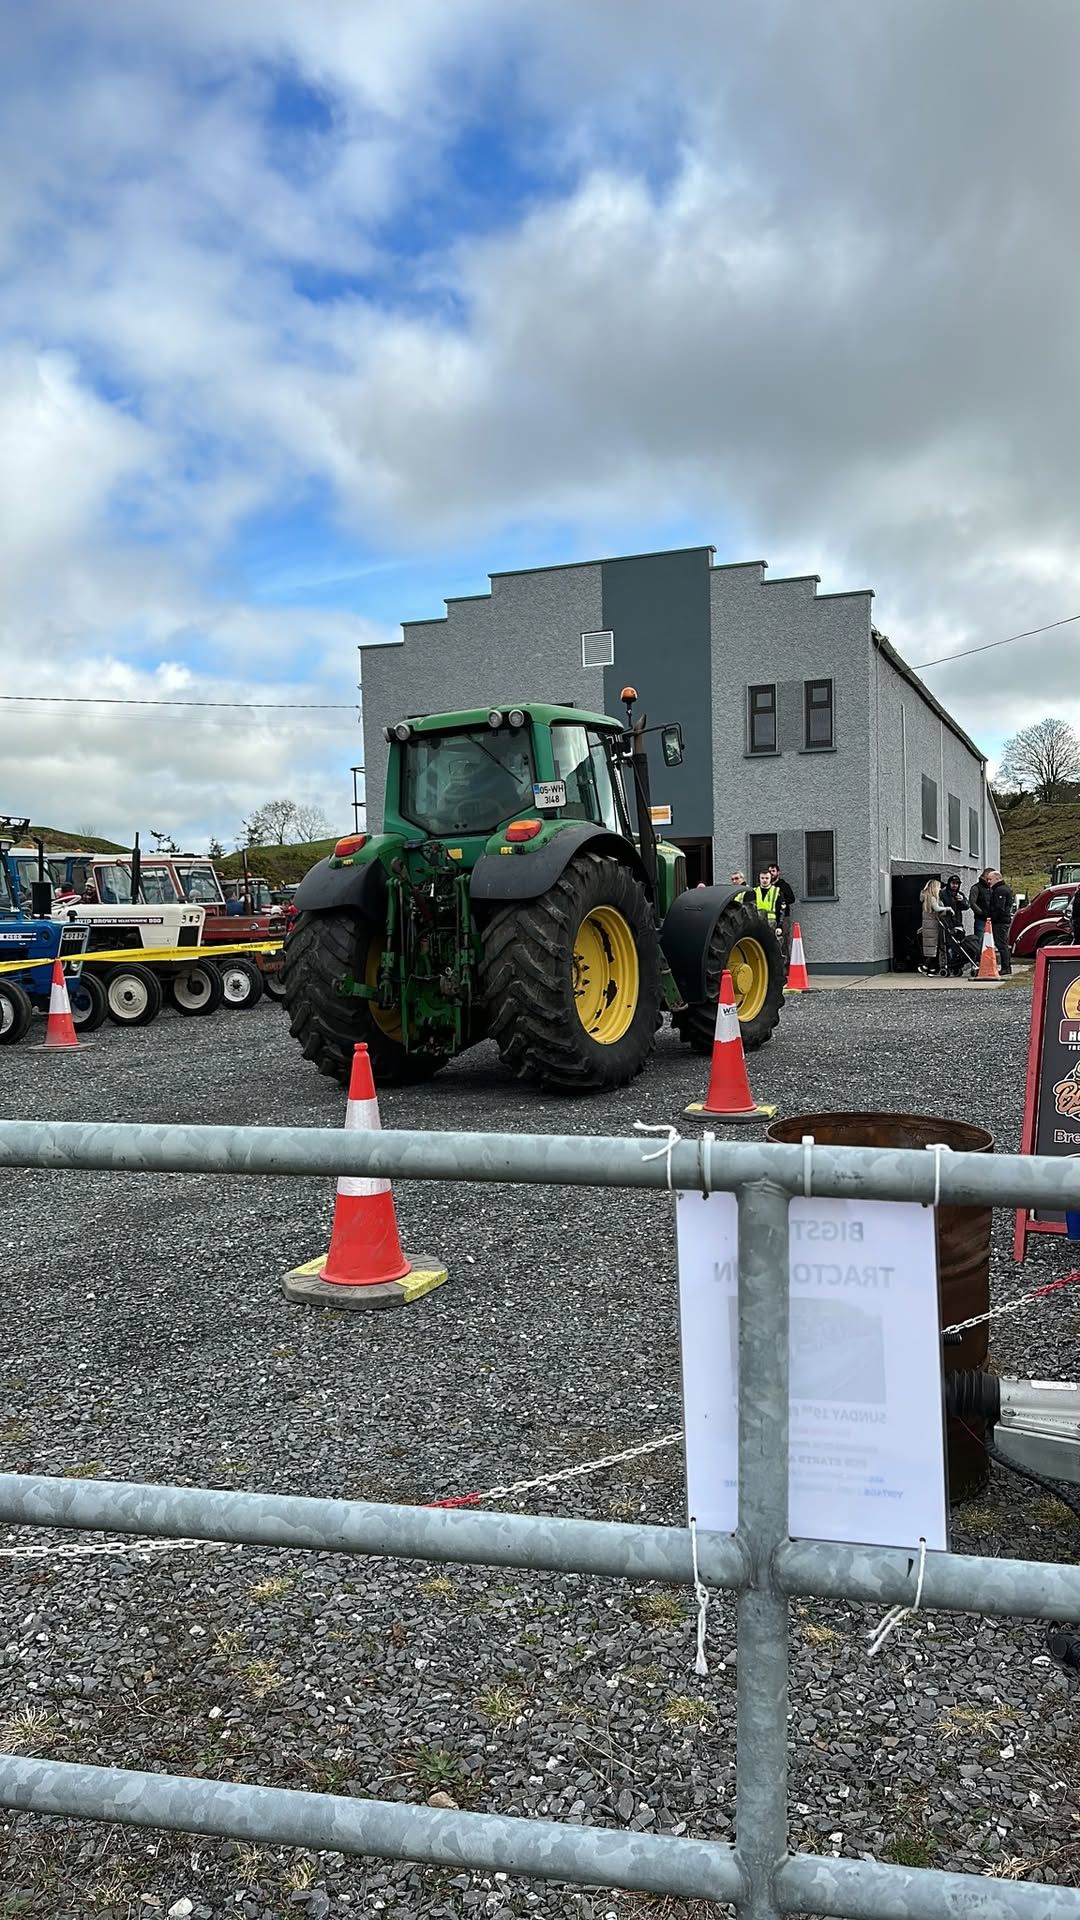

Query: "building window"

xmin=804 ymin=678 xmax=834 ymax=749
xmin=748 ymin=684 xmax=777 ymax=753
xmin=749 ymin=833 xmax=778 ymax=880
xmin=948 ymin=793 xmax=961 ymax=850
xmin=805 ymin=830 xmax=836 ymax=898
xmin=968 ymin=807 xmax=979 ymax=858
xmin=580 ymin=630 xmax=614 ymax=667
xmin=921 ymin=775 xmax=938 ymax=841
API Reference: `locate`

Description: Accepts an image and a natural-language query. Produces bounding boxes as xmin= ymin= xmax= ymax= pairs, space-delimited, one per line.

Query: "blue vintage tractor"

xmin=0 ymin=821 xmax=105 ymax=1042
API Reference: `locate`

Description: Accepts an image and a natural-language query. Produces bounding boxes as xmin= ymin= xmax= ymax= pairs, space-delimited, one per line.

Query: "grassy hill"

xmin=29 ymin=826 xmax=128 ymax=853
xmin=999 ymin=796 xmax=1080 ymax=897
xmin=217 ymin=839 xmax=335 ymax=887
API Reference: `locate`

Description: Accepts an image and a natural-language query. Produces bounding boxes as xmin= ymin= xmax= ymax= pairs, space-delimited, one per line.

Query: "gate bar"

xmin=1 ymin=1118 xmax=1080 ymax=1210
xmin=777 ymin=1849 xmax=1080 ymax=1918
xmin=0 ymin=1755 xmax=745 ymax=1905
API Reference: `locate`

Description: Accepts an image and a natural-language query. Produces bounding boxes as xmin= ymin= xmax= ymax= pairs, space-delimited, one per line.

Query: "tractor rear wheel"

xmin=672 ymin=898 xmax=784 ymax=1054
xmin=104 ymin=964 xmax=163 ymax=1027
xmin=284 ymin=909 xmax=446 ymax=1089
xmin=0 ymin=981 xmax=33 ymax=1045
xmin=481 ymin=851 xmax=661 ymax=1091
xmin=219 ymin=957 xmax=265 ymax=1008
xmin=170 ymin=961 xmax=225 ymax=1017
xmin=68 ymin=972 xmax=108 ymax=1032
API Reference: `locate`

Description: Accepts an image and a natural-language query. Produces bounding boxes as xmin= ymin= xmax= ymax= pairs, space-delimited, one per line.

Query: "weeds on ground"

xmin=801 ymin=1622 xmax=842 ymax=1649
xmin=213 ymin=1627 xmax=248 ymax=1658
xmin=0 ymin=1705 xmax=66 ymax=1755
xmin=475 ymin=1684 xmax=528 ymax=1727
xmin=247 ymin=1574 xmax=296 ymax=1602
xmin=883 ymin=1827 xmax=935 ymax=1869
xmin=239 ymin=1657 xmax=284 ymax=1699
xmin=399 ymin=1745 xmax=470 ymax=1801
xmin=938 ymin=1702 xmax=1012 ymax=1738
xmin=633 ymin=1591 xmax=683 ymax=1626
xmin=417 ymin=1574 xmax=455 ymax=1598
xmin=281 ymin=1855 xmax=317 ymax=1893
xmin=661 ymin=1696 xmax=715 ymax=1732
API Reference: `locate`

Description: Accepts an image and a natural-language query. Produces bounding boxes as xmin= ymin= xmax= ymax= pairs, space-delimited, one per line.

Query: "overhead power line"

xmin=0 ymin=694 xmax=359 ymax=710
xmin=912 ymin=611 xmax=1080 ymax=671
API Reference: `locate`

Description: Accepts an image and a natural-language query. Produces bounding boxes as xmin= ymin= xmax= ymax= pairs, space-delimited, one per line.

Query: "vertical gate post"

xmin=734 ymin=1180 xmax=791 ymax=1919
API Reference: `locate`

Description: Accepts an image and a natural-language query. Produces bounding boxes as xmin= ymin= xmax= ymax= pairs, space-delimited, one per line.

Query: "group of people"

xmin=920 ymin=868 xmax=1014 ymax=977
xmin=728 ymin=863 xmax=796 ymax=961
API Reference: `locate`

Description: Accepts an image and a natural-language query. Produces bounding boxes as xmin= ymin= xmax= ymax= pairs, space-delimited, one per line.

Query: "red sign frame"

xmin=1014 ymin=943 xmax=1080 ymax=1260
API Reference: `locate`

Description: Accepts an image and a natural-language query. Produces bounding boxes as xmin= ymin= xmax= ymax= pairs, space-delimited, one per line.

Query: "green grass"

xmin=29 ymin=825 xmax=127 ymax=853
xmin=217 ymin=838 xmax=336 ymax=887
xmin=999 ymin=795 xmax=1080 ymax=894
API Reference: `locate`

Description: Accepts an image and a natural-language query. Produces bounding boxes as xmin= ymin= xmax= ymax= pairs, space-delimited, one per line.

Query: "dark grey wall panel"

xmin=600 ymin=549 xmax=713 ymax=840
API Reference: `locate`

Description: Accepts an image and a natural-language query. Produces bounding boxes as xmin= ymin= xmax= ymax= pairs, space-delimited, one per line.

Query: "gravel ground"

xmin=1 ymin=986 xmax=1078 ymax=1919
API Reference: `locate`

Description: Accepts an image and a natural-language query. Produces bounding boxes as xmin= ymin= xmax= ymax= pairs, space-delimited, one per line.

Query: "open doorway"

xmin=674 ymin=838 xmax=714 ymax=887
xmin=890 ymin=870 xmax=940 ymax=971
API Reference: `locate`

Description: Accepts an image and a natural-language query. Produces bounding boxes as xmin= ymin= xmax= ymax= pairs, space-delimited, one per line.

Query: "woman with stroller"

xmin=918 ymin=877 xmax=946 ymax=973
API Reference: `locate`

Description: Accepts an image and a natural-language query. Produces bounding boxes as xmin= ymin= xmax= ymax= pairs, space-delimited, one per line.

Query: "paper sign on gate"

xmin=676 ymin=1190 xmax=948 ymax=1551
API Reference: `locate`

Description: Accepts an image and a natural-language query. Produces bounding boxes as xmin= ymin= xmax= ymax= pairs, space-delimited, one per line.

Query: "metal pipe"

xmin=778 ymin=1847 xmax=1080 ymax=1917
xmin=0 ymin=1473 xmax=748 ymax=1590
xmin=0 ymin=1119 xmax=1079 ymax=1211
xmin=0 ymin=1755 xmax=745 ymax=1905
xmin=775 ymin=1536 xmax=1080 ymax=1622
xmin=735 ymin=1182 xmax=791 ymax=1920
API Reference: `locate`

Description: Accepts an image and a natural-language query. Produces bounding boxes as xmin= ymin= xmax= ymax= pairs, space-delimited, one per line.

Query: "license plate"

xmin=532 ymin=780 xmax=566 ymax=810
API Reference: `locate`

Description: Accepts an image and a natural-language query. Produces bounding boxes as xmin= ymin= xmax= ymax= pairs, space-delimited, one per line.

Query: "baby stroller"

xmin=941 ymin=914 xmax=980 ymax=976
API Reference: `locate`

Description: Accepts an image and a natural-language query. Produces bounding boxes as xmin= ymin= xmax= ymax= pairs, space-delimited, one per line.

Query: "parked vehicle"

xmin=1010 ymin=882 xmax=1078 ymax=957
xmin=0 ymin=822 xmax=102 ymax=1039
xmin=1051 ymin=861 xmax=1080 ymax=886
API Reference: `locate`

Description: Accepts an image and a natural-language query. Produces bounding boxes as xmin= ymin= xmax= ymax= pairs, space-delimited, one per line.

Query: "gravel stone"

xmin=0 ymin=991 xmax=1077 ymax=1917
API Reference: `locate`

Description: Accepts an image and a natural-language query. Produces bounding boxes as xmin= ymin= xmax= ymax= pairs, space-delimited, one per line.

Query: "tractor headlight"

xmin=507 ymin=708 xmax=526 ymax=729
xmin=392 ymin=722 xmax=413 ymax=743
xmin=487 ymin=709 xmax=504 ymax=729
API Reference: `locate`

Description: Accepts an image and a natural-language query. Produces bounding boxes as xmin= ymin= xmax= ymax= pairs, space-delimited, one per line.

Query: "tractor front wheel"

xmin=0 ymin=981 xmax=33 ymax=1045
xmin=283 ymin=909 xmax=446 ymax=1089
xmin=481 ymin=851 xmax=661 ymax=1091
xmin=673 ymin=898 xmax=784 ymax=1054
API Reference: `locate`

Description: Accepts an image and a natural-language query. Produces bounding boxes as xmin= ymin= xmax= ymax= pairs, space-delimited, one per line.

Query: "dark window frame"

xmin=921 ymin=774 xmax=939 ymax=842
xmin=947 ymin=792 xmax=962 ymax=851
xmin=803 ymin=678 xmax=834 ymax=750
xmin=748 ymin=683 xmax=778 ymax=755
xmin=804 ymin=830 xmax=836 ymax=900
xmin=968 ymin=806 xmax=980 ymax=859
xmin=749 ymin=833 xmax=779 ymax=881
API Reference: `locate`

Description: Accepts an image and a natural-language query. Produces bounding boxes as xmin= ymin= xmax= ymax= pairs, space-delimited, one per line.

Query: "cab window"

xmin=399 ymin=729 xmax=536 ymax=835
xmin=139 ymin=868 xmax=180 ymax=903
xmin=95 ymin=864 xmax=132 ymax=904
xmin=175 ymin=864 xmax=224 ymax=904
xmin=550 ymin=725 xmax=621 ymax=832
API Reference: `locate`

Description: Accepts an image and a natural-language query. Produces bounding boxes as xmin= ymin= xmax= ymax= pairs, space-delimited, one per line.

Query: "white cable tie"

xmin=926 ymin=1142 xmax=951 ymax=1209
xmin=802 ymin=1133 xmax=815 ymax=1199
xmin=633 ymin=1121 xmax=682 ymax=1192
xmin=868 ymin=1536 xmax=928 ymax=1657
xmin=689 ymin=1515 xmax=711 ymax=1677
xmin=700 ymin=1128 xmax=716 ymax=1198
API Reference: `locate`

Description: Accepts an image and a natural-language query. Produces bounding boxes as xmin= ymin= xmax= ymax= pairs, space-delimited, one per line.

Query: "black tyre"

xmin=262 ymin=968 xmax=287 ymax=1001
xmin=480 ymin=851 xmax=662 ymax=1091
xmin=0 ymin=981 xmax=33 ymax=1045
xmin=218 ymin=957 xmax=264 ymax=1009
xmin=673 ymin=898 xmax=784 ymax=1054
xmin=169 ymin=962 xmax=225 ymax=1017
xmin=284 ymin=909 xmax=445 ymax=1088
xmin=68 ymin=971 xmax=108 ymax=1032
xmin=105 ymin=965 xmax=163 ymax=1027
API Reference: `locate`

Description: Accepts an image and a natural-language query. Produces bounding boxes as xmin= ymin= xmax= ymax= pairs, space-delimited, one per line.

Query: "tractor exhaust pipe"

xmin=622 ymin=688 xmax=660 ymax=914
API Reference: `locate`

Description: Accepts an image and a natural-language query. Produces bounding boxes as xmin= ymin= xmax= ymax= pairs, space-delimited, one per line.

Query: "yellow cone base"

xmin=283 ymin=1251 xmax=448 ymax=1311
xmin=684 ymin=1099 xmax=778 ymax=1124
xmin=783 ymin=985 xmax=809 ymax=994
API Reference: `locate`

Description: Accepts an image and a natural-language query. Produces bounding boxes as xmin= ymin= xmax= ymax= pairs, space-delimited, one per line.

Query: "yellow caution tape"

xmin=0 ymin=940 xmax=284 ymax=977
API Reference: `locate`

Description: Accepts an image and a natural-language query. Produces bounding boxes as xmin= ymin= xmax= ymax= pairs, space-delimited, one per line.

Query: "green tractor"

xmin=284 ymin=691 xmax=784 ymax=1091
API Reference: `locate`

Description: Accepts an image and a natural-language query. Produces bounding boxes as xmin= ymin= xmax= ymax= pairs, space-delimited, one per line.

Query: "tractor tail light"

xmin=505 ymin=820 xmax=542 ymax=843
xmin=334 ymin=833 xmax=368 ymax=858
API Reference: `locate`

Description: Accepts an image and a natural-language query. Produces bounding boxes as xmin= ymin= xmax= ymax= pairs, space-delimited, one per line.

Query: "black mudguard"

xmin=293 ymin=856 xmax=388 ymax=920
xmin=660 ymin=885 xmax=745 ymax=1003
xmin=471 ymin=825 xmax=649 ymax=905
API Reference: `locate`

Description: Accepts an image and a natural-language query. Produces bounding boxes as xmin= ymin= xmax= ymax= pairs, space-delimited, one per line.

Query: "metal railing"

xmin=1 ymin=1116 xmax=1080 ymax=1918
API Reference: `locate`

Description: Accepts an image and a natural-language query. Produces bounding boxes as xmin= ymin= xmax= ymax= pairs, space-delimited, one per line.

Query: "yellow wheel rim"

xmin=365 ymin=935 xmax=402 ymax=1040
xmin=573 ymin=905 xmax=639 ymax=1043
xmin=728 ymin=938 xmax=769 ymax=1023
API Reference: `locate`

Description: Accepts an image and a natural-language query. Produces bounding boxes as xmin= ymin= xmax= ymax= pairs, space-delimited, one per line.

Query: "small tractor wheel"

xmin=219 ymin=957 xmax=264 ymax=1008
xmin=262 ymin=968 xmax=287 ymax=1001
xmin=284 ymin=909 xmax=446 ymax=1089
xmin=169 ymin=961 xmax=225 ymax=1017
xmin=673 ymin=898 xmax=784 ymax=1054
xmin=481 ymin=850 xmax=662 ymax=1091
xmin=104 ymin=964 xmax=163 ymax=1027
xmin=0 ymin=981 xmax=34 ymax=1045
xmin=68 ymin=971 xmax=108 ymax=1032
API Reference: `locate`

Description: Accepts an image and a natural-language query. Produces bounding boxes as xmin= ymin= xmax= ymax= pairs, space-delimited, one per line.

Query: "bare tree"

xmin=293 ymin=802 xmax=333 ymax=842
xmin=243 ymin=798 xmax=298 ymax=845
xmin=150 ymin=827 xmax=180 ymax=854
xmin=997 ymin=717 xmax=1080 ymax=802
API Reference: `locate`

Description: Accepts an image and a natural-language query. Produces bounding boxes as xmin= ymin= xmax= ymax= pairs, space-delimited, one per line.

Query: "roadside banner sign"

xmin=1014 ymin=943 xmax=1080 ymax=1258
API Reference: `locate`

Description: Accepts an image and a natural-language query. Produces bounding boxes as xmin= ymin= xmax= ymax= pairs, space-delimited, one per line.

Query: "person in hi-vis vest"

xmin=754 ymin=870 xmax=780 ymax=921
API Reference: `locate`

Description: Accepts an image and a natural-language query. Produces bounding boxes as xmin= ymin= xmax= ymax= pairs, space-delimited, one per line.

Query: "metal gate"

xmin=1 ymin=1114 xmax=1079 ymax=1918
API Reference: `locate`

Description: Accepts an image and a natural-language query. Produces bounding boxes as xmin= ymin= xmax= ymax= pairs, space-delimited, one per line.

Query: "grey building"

xmin=359 ymin=545 xmax=1000 ymax=972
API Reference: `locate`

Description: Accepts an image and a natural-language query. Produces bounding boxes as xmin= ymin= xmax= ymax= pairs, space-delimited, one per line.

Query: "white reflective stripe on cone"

xmin=344 ymin=1097 xmax=381 ymax=1133
xmin=713 ymin=1000 xmax=740 ymax=1041
xmin=791 ymin=937 xmax=805 ymax=962
xmin=49 ymin=981 xmax=69 ymax=1015
xmin=337 ymin=1174 xmax=392 ymax=1198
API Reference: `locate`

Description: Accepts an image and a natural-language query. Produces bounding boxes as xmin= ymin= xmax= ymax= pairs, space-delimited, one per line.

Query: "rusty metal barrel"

xmin=766 ymin=1111 xmax=994 ymax=1501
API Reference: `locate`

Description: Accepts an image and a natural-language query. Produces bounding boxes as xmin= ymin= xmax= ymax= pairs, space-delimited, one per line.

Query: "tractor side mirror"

xmin=30 ymin=879 xmax=53 ymax=918
xmin=660 ymin=724 xmax=684 ymax=768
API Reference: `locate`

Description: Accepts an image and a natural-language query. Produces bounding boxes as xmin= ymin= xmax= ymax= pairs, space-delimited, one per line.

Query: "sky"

xmin=3 ymin=0 xmax=1079 ymax=846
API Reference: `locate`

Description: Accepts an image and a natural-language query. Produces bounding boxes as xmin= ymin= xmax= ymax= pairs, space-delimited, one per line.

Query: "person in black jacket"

xmin=987 ymin=870 xmax=1014 ymax=975
xmin=1071 ymin=885 xmax=1080 ymax=948
xmin=968 ymin=869 xmax=992 ymax=946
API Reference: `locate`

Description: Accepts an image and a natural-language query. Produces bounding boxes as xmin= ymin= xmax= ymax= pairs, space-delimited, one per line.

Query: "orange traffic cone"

xmin=786 ymin=922 xmax=811 ymax=993
xmin=283 ymin=1044 xmax=448 ymax=1310
xmin=685 ymin=970 xmax=777 ymax=1123
xmin=975 ymin=920 xmax=1000 ymax=981
xmin=29 ymin=960 xmax=83 ymax=1051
